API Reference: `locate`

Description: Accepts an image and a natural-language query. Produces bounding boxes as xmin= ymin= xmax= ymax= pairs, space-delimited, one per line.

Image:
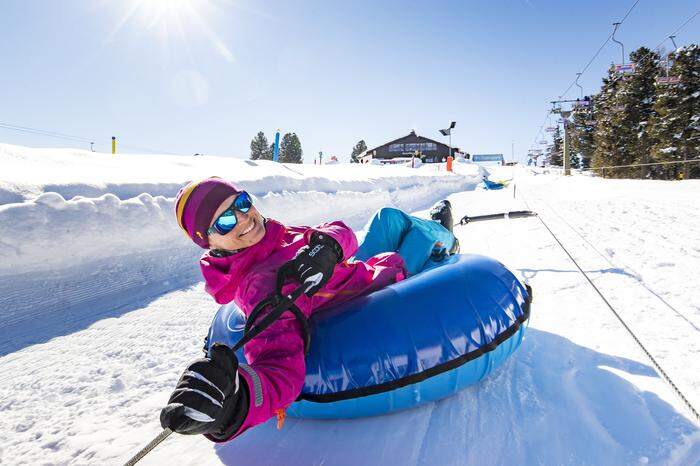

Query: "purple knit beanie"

xmin=175 ymin=177 xmax=241 ymax=248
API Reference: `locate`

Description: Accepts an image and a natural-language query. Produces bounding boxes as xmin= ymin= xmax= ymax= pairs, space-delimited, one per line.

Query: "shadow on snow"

xmin=212 ymin=328 xmax=699 ymax=466
xmin=0 ymin=249 xmax=200 ymax=355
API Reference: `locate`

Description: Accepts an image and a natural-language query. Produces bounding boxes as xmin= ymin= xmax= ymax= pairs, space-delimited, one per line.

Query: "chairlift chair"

xmin=655 ymin=76 xmax=681 ymax=85
xmin=614 ymin=63 xmax=636 ymax=74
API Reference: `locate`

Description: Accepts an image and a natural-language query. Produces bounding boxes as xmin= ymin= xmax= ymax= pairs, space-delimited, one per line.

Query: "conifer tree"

xmin=567 ymin=44 xmax=697 ymax=179
xmin=593 ymin=65 xmax=628 ymax=177
xmin=565 ymin=124 xmax=581 ymax=169
xmin=620 ymin=47 xmax=662 ymax=178
xmin=569 ymin=100 xmax=596 ymax=169
xmin=350 ymin=140 xmax=367 ymax=163
xmin=250 ymin=131 xmax=271 ymax=160
xmin=279 ymin=133 xmax=303 ymax=163
xmin=650 ymin=44 xmax=700 ymax=179
xmin=593 ymin=47 xmax=661 ymax=178
xmin=547 ymin=125 xmax=564 ymax=166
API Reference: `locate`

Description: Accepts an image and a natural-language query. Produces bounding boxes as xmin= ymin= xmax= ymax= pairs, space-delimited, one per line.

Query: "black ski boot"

xmin=430 ymin=200 xmax=460 ymax=255
xmin=450 ymin=237 xmax=460 ymax=255
xmin=430 ymin=200 xmax=453 ymax=233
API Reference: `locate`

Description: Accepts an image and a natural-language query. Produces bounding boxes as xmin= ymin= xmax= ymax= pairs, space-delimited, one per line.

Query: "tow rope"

xmin=122 ymin=286 xmax=306 ymax=466
xmin=518 ymin=187 xmax=700 ymax=424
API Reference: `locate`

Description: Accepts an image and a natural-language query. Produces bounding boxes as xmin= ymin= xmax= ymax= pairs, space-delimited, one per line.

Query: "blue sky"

xmin=1 ymin=0 xmax=698 ymax=162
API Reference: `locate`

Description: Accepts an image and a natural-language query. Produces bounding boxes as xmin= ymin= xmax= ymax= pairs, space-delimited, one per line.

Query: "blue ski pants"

xmin=354 ymin=207 xmax=456 ymax=276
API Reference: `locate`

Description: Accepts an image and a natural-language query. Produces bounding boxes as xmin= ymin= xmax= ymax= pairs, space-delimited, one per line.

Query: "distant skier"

xmin=160 ymin=177 xmax=457 ymax=442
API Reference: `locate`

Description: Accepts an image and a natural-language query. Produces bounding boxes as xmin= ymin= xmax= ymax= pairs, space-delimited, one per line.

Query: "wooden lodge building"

xmin=358 ymin=130 xmax=458 ymax=164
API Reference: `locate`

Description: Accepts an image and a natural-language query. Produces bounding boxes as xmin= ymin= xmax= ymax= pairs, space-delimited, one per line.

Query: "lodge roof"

xmin=367 ymin=130 xmax=449 ymax=153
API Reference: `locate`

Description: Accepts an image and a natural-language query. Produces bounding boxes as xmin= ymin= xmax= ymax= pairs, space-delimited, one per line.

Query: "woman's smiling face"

xmin=206 ymin=194 xmax=266 ymax=251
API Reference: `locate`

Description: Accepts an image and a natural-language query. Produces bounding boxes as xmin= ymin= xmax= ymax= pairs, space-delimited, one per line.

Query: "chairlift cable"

xmin=0 ymin=120 xmax=179 ymax=155
xmin=633 ymin=8 xmax=700 ymax=70
xmin=535 ymin=2 xmax=698 ymax=154
xmin=652 ymin=9 xmax=700 ymax=52
xmin=0 ymin=121 xmax=94 ymax=143
xmin=558 ymin=0 xmax=641 ymax=99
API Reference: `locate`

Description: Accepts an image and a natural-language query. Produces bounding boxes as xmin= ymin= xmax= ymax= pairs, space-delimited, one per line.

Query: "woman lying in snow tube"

xmin=161 ymin=177 xmax=530 ymax=443
xmin=206 ymin=253 xmax=531 ymax=420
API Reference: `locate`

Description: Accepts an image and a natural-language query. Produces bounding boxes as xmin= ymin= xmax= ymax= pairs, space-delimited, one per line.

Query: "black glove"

xmin=160 ymin=344 xmax=248 ymax=438
xmin=277 ymin=231 xmax=343 ymax=297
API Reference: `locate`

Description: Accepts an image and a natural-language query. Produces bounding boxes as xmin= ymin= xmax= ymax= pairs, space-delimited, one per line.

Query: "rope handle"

xmin=457 ymin=210 xmax=537 ymax=225
xmin=122 ymin=286 xmax=305 ymax=466
xmin=231 ymin=286 xmax=305 ymax=353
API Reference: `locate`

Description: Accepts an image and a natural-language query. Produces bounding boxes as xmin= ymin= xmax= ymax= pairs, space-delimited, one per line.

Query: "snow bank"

xmin=0 ymin=152 xmax=477 ymax=278
xmin=0 ymin=143 xmax=479 ymax=353
xmin=0 ymin=143 xmax=470 ymax=203
xmin=448 ymin=157 xmax=492 ymax=179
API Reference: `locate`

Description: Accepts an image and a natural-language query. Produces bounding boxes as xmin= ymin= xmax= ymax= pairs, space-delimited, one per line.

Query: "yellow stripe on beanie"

xmin=175 ymin=181 xmax=200 ymax=235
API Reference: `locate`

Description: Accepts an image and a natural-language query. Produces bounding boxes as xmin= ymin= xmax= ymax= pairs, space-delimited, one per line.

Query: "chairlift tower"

xmin=561 ymin=110 xmax=571 ymax=176
xmin=550 ymin=97 xmax=580 ymax=176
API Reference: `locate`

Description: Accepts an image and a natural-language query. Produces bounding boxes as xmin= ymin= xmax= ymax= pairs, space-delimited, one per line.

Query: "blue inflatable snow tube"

xmin=205 ymin=254 xmax=531 ymax=419
xmin=483 ymin=178 xmax=507 ymax=190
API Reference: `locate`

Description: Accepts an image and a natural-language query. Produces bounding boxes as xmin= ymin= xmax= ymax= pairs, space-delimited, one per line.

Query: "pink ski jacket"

xmin=199 ymin=219 xmax=406 ymax=440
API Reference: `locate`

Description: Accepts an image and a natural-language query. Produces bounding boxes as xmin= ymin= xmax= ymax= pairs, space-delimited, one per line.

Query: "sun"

xmin=109 ymin=0 xmax=235 ymax=63
xmin=136 ymin=0 xmax=197 ymax=29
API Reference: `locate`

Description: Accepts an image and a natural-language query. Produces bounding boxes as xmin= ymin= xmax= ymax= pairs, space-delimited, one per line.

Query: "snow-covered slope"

xmin=1 ymin=146 xmax=698 ymax=465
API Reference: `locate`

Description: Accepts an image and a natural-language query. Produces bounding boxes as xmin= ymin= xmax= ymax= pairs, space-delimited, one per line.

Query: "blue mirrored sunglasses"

xmin=207 ymin=191 xmax=253 ymax=236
